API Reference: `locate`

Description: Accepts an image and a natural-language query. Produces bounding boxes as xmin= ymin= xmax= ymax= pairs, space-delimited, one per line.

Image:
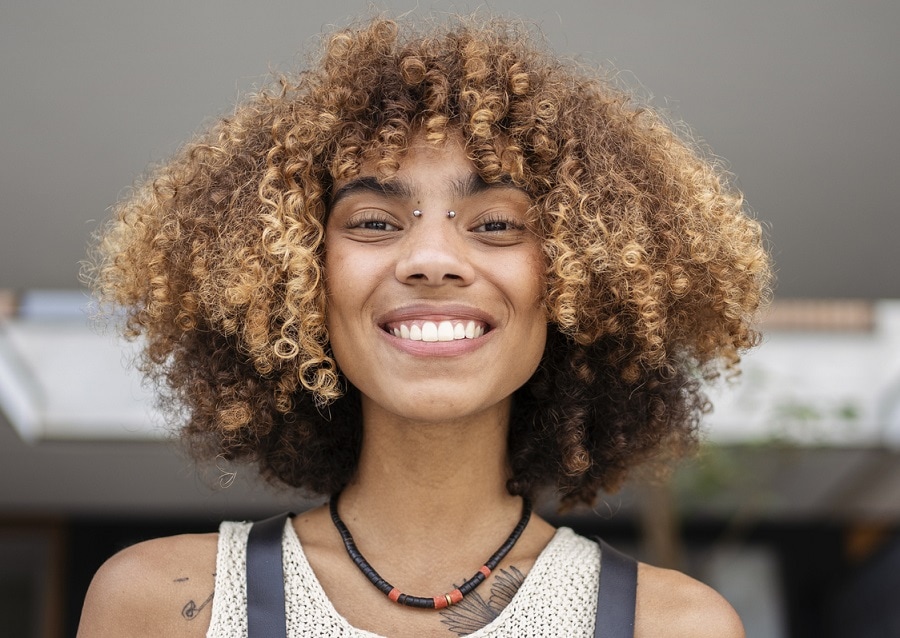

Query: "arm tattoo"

xmin=174 ymin=575 xmax=215 ymax=621
xmin=182 ymin=592 xmax=214 ymax=620
xmin=439 ymin=566 xmax=525 ymax=636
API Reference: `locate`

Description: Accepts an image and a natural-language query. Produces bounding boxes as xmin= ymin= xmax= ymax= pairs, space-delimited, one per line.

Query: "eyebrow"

xmin=329 ymin=176 xmax=414 ymax=208
xmin=449 ymin=173 xmax=518 ymax=199
xmin=329 ymin=172 xmax=522 ymax=208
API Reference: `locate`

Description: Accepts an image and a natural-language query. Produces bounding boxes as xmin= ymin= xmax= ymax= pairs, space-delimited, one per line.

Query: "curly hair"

xmin=88 ymin=16 xmax=771 ymax=506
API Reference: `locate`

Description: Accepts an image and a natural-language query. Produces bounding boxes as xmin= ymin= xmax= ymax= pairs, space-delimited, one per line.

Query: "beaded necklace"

xmin=329 ymin=492 xmax=533 ymax=609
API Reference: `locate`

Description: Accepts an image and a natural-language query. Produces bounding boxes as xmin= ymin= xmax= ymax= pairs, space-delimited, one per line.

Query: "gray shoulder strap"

xmin=246 ymin=519 xmax=636 ymax=637
xmin=594 ymin=539 xmax=638 ymax=638
xmin=246 ymin=512 xmax=291 ymax=638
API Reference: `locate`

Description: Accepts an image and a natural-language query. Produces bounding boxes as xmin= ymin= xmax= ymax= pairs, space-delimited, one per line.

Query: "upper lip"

xmin=376 ymin=304 xmax=497 ymax=330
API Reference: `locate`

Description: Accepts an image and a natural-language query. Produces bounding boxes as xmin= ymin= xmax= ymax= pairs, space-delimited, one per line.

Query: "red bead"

xmin=330 ymin=494 xmax=532 ymax=610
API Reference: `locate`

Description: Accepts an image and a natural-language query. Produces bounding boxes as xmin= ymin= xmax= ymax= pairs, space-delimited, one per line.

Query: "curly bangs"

xmin=89 ymin=15 xmax=771 ymax=504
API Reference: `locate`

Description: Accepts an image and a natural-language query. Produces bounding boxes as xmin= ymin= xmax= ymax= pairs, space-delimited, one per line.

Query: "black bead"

xmin=329 ymin=492 xmax=532 ymax=609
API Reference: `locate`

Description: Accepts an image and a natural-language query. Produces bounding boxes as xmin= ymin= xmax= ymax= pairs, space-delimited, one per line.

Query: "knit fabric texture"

xmin=207 ymin=518 xmax=601 ymax=637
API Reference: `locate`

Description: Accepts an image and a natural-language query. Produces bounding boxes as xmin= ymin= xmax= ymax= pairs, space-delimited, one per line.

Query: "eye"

xmin=346 ymin=211 xmax=401 ymax=232
xmin=476 ymin=220 xmax=512 ymax=232
xmin=472 ymin=216 xmax=526 ymax=233
xmin=357 ymin=219 xmax=399 ymax=231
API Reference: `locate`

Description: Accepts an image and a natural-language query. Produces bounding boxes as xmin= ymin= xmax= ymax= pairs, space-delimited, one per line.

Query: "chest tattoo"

xmin=439 ymin=566 xmax=525 ymax=635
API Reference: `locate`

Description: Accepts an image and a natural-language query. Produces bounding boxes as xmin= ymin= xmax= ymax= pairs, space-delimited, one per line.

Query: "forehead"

xmin=337 ymin=137 xmax=470 ymax=186
xmin=330 ymin=138 xmax=526 ymax=206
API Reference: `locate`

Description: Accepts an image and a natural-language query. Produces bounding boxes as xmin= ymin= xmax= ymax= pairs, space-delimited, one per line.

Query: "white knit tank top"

xmin=207 ymin=519 xmax=600 ymax=637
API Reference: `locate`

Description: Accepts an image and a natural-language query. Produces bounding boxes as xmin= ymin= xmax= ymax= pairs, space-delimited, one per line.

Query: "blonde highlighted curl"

xmin=89 ymin=16 xmax=771 ymax=505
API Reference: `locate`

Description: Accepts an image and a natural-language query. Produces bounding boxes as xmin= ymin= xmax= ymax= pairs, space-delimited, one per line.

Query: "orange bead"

xmin=449 ymin=589 xmax=464 ymax=604
xmin=433 ymin=595 xmax=449 ymax=609
xmin=479 ymin=565 xmax=491 ymax=578
xmin=388 ymin=588 xmax=401 ymax=602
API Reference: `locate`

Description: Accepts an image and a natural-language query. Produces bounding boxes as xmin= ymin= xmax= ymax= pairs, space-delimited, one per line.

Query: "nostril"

xmin=395 ymin=249 xmax=475 ymax=286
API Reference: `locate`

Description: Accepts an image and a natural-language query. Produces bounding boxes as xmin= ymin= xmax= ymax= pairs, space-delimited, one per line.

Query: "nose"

xmin=395 ymin=217 xmax=475 ymax=286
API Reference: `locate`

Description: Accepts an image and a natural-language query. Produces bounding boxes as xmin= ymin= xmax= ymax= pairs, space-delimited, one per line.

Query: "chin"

xmin=367 ymin=391 xmax=511 ymax=426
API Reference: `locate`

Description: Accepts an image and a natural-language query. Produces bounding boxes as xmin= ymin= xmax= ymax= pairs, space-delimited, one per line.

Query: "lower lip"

xmin=378 ymin=327 xmax=493 ymax=356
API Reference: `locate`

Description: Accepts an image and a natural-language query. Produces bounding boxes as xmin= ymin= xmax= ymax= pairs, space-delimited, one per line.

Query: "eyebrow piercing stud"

xmin=412 ymin=210 xmax=456 ymax=219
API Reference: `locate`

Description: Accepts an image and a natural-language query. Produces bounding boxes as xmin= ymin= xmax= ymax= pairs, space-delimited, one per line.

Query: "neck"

xmin=338 ymin=396 xmax=522 ymax=543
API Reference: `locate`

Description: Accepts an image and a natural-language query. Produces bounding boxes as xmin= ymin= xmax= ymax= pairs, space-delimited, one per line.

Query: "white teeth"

xmin=437 ymin=321 xmax=455 ymax=341
xmin=422 ymin=322 xmax=439 ymax=342
xmin=390 ymin=319 xmax=487 ymax=342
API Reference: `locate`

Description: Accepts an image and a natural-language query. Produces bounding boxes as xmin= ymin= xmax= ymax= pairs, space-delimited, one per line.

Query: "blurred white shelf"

xmin=0 ymin=292 xmax=161 ymax=442
xmin=706 ymin=300 xmax=900 ymax=447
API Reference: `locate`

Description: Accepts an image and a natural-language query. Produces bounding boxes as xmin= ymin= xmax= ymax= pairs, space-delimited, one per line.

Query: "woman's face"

xmin=324 ymin=137 xmax=547 ymax=425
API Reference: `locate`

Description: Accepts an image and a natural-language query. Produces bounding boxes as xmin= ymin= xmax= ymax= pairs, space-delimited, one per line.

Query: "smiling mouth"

xmin=383 ymin=320 xmax=488 ymax=342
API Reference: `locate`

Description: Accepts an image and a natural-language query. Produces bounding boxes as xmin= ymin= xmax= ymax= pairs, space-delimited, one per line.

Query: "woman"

xmin=78 ymin=15 xmax=770 ymax=638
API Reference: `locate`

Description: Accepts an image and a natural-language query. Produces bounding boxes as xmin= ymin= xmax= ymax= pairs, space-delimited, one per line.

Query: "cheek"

xmin=323 ymin=240 xmax=358 ymax=313
xmin=523 ymin=244 xmax=549 ymax=310
xmin=322 ymin=276 xmax=355 ymax=380
xmin=525 ymin=252 xmax=550 ymax=365
xmin=322 ymin=245 xmax=379 ymax=376
xmin=527 ymin=310 xmax=548 ymax=360
xmin=323 ymin=244 xmax=352 ymax=341
xmin=322 ymin=258 xmax=338 ymax=329
xmin=507 ymin=249 xmax=549 ymax=370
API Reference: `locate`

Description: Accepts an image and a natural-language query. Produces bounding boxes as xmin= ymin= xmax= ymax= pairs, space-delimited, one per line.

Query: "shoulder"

xmin=635 ymin=563 xmax=744 ymax=638
xmin=77 ymin=532 xmax=219 ymax=638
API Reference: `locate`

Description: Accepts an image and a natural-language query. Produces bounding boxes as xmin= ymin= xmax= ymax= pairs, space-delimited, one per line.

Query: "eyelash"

xmin=344 ymin=211 xmax=526 ymax=234
xmin=473 ymin=215 xmax=526 ymax=233
xmin=347 ymin=211 xmax=399 ymax=231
